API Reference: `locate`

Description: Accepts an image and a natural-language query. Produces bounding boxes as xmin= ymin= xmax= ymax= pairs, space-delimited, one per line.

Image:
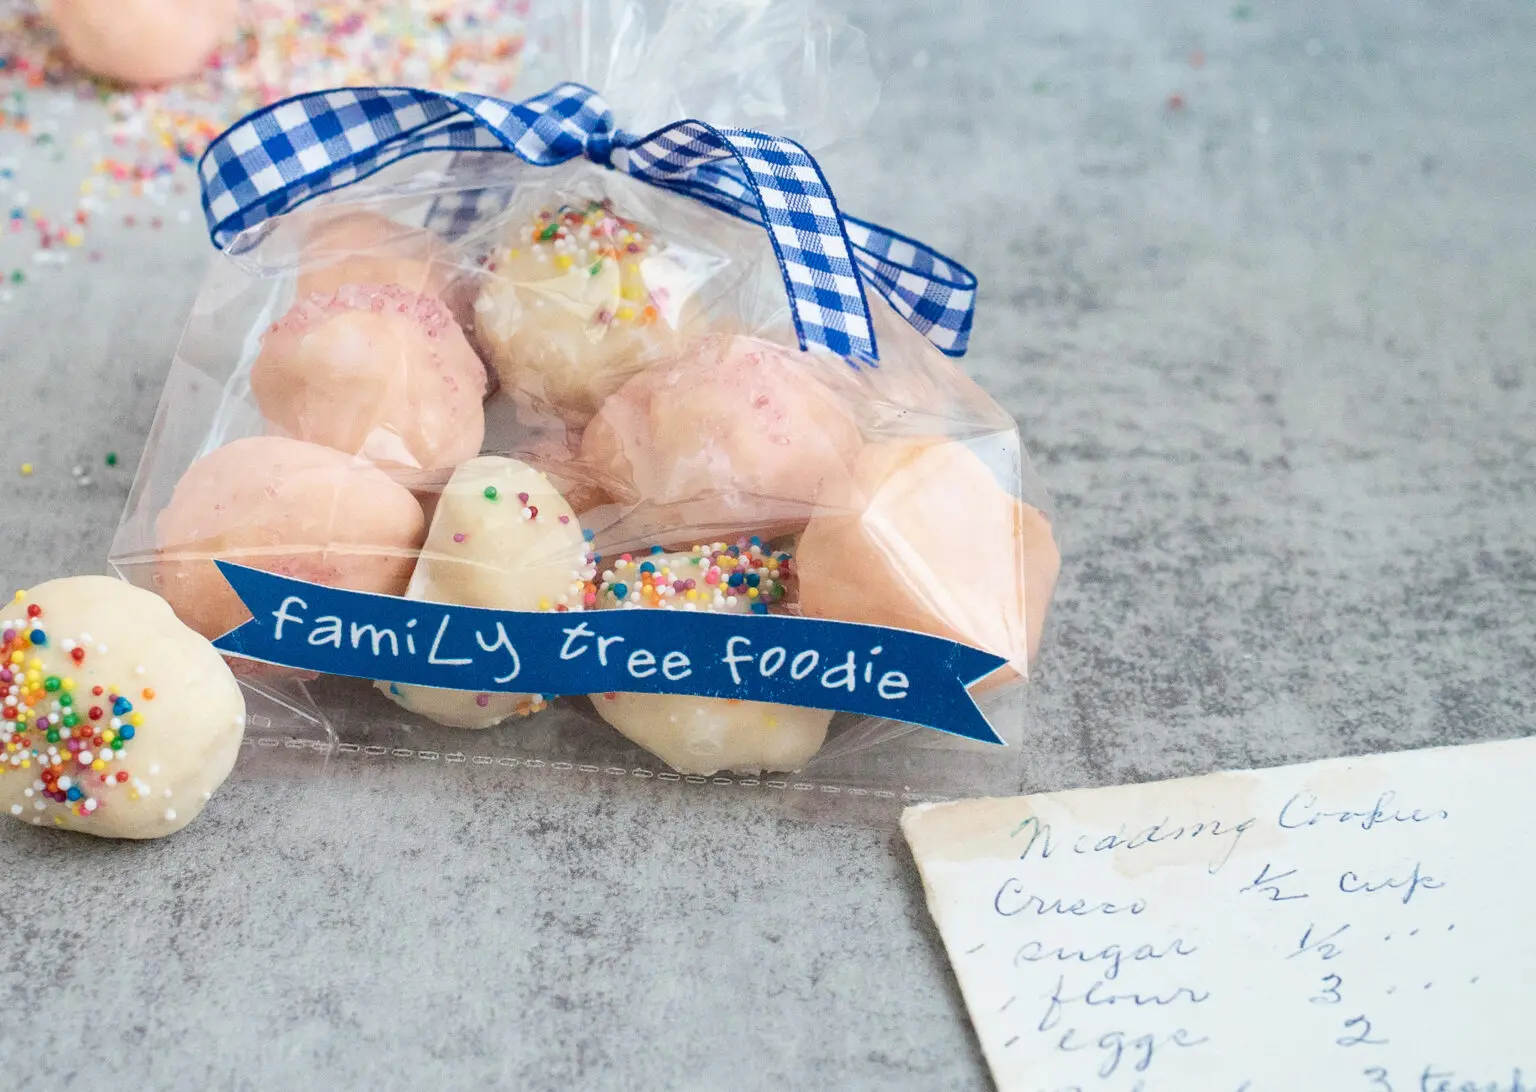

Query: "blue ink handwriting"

xmin=1337 ymin=1014 xmax=1388 ymax=1047
xmin=1312 ymin=973 xmax=1344 ymax=1004
xmin=1014 ymin=937 xmax=1198 ymax=981
xmin=1279 ymin=790 xmax=1449 ymax=832
xmin=1241 ymin=862 xmax=1310 ymax=902
xmin=1419 ymin=1067 xmax=1528 ymax=1092
xmin=1038 ymin=974 xmax=1211 ymax=1034
xmin=993 ymin=880 xmax=1146 ymax=919
xmin=1338 ymin=861 xmax=1445 ymax=905
xmin=1009 ymin=813 xmax=1257 ymax=873
xmin=1052 ymin=1025 xmax=1209 ymax=1079
xmin=1289 ymin=923 xmax=1351 ymax=961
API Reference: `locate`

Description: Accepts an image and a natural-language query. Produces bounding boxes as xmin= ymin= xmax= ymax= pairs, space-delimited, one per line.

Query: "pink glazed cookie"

xmin=49 ymin=0 xmax=235 ymax=86
xmin=155 ymin=436 xmax=425 ymax=643
xmin=580 ymin=336 xmax=864 ymax=545
xmin=295 ymin=212 xmax=470 ymax=321
xmin=795 ymin=437 xmax=1061 ymax=687
xmin=251 ymin=283 xmax=488 ymax=472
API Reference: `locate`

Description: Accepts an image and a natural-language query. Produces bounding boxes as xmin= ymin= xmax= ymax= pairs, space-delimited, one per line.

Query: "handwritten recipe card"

xmin=902 ymin=737 xmax=1535 ymax=1092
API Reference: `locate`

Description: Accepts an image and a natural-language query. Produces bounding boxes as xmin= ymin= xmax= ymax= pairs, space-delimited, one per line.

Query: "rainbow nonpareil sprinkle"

xmin=0 ymin=594 xmax=148 ymax=822
xmin=596 ymin=540 xmax=792 ymax=616
xmin=0 ymin=0 xmax=529 ymax=301
xmin=489 ymin=201 xmax=667 ymax=329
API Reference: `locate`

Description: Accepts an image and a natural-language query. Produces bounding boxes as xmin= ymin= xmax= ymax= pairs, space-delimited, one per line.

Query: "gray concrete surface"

xmin=3 ymin=0 xmax=1534 ymax=1088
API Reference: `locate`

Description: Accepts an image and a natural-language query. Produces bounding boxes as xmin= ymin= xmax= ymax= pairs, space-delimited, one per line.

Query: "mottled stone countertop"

xmin=2 ymin=0 xmax=1532 ymax=1087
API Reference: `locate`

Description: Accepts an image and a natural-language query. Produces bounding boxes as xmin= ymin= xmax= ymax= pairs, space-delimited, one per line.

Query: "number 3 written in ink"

xmin=1311 ymin=974 xmax=1343 ymax=1004
xmin=1364 ymin=1066 xmax=1393 ymax=1090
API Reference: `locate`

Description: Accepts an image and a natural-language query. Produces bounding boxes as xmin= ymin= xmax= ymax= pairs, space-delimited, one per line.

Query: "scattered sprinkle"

xmin=0 ymin=1 xmax=530 ymax=302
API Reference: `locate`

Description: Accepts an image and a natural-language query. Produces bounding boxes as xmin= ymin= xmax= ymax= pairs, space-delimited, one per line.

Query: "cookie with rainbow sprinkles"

xmin=472 ymin=199 xmax=715 ymax=425
xmin=1 ymin=576 xmax=246 ymax=839
xmin=376 ymin=455 xmax=599 ymax=729
xmin=588 ymin=539 xmax=832 ymax=776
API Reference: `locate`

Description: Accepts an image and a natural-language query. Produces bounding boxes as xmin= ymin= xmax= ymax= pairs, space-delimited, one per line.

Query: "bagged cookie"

xmin=109 ymin=0 xmax=1059 ymax=805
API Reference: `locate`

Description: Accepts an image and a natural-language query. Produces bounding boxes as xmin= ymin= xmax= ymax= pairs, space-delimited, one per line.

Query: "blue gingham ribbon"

xmin=198 ymin=83 xmax=978 ymax=360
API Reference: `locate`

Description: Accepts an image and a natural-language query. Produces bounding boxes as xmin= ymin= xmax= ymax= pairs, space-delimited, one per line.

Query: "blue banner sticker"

xmin=211 ymin=563 xmax=1009 ymax=745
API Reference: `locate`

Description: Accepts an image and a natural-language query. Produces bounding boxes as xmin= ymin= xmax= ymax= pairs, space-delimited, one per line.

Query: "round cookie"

xmin=49 ymin=0 xmax=235 ymax=86
xmin=472 ymin=200 xmax=708 ymax=424
xmin=294 ymin=212 xmax=470 ymax=321
xmin=587 ymin=542 xmax=832 ymax=775
xmin=376 ymin=456 xmax=597 ymax=729
xmin=0 ymin=577 xmax=245 ymax=839
xmin=592 ymin=692 xmax=831 ymax=777
xmin=580 ymin=335 xmax=865 ymax=546
xmin=795 ymin=437 xmax=1061 ymax=686
xmin=155 ymin=436 xmax=426 ymax=643
xmin=251 ymin=283 xmax=488 ymax=471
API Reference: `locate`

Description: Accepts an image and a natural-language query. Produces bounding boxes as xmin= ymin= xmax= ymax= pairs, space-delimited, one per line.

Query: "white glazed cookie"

xmin=376 ymin=456 xmax=598 ymax=729
xmin=587 ymin=541 xmax=831 ymax=775
xmin=0 ymin=576 xmax=246 ymax=839
xmin=472 ymin=200 xmax=709 ymax=424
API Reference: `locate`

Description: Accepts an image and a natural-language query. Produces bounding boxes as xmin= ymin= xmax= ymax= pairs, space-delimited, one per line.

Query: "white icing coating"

xmin=472 ymin=200 xmax=710 ymax=424
xmin=0 ymin=577 xmax=245 ymax=839
xmin=376 ymin=456 xmax=595 ymax=729
xmin=377 ymin=681 xmax=545 ymax=732
xmin=585 ymin=544 xmax=831 ymax=775
xmin=592 ymin=691 xmax=830 ymax=777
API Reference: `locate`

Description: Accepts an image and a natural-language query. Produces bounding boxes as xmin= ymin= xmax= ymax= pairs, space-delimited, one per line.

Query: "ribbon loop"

xmin=199 ymin=82 xmax=978 ymax=359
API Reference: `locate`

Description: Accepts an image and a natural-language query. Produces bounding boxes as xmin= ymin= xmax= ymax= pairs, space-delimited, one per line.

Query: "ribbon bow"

xmin=199 ymin=83 xmax=978 ymax=360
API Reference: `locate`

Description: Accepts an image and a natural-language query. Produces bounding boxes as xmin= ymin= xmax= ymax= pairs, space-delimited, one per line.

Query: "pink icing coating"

xmin=253 ymin=283 xmax=488 ymax=471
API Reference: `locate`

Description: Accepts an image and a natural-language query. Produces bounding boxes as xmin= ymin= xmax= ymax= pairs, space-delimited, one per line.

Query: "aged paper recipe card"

xmin=903 ymin=737 xmax=1535 ymax=1092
